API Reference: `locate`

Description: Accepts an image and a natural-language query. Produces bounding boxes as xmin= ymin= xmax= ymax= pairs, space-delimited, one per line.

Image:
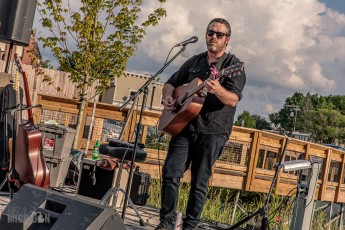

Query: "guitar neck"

xmin=186 ymin=71 xmax=222 ymax=97
xmin=183 ymin=62 xmax=243 ymax=101
xmin=22 ymin=72 xmax=34 ymax=123
xmin=14 ymin=53 xmax=34 ymax=123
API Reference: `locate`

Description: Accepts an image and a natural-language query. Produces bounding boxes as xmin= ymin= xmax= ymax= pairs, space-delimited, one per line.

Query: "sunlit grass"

xmin=146 ymin=179 xmax=330 ymax=229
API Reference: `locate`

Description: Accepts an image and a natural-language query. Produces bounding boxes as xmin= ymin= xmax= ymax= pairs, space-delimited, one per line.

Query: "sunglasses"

xmin=207 ymin=30 xmax=229 ymax=39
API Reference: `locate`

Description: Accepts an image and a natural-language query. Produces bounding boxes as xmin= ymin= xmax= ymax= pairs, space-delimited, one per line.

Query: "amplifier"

xmin=76 ymin=158 xmax=128 ymax=207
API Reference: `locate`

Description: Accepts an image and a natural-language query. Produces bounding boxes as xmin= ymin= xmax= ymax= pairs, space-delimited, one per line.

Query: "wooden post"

xmin=275 ymin=137 xmax=286 ymax=193
xmin=329 ymin=202 xmax=333 ymax=230
xmin=304 ymin=143 xmax=311 ymax=161
xmin=64 ymin=113 xmax=70 ymax=127
xmin=33 ymin=94 xmax=42 ymax=124
xmin=335 ymin=154 xmax=345 ymax=202
xmin=244 ymin=131 xmax=260 ymax=191
xmin=141 ymin=125 xmax=148 ymax=145
xmin=319 ymin=149 xmax=331 ymax=200
xmin=230 ymin=190 xmax=241 ymax=225
xmin=123 ymin=109 xmax=138 ymax=142
xmin=339 ymin=203 xmax=344 ymax=230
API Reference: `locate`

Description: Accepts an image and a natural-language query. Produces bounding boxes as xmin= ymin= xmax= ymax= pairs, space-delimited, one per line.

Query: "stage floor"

xmin=0 ymin=187 xmax=160 ymax=230
xmin=0 ymin=186 xmax=232 ymax=230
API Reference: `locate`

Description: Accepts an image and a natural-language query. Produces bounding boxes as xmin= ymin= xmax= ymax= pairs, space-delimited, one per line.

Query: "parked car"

xmin=324 ymin=144 xmax=345 ymax=151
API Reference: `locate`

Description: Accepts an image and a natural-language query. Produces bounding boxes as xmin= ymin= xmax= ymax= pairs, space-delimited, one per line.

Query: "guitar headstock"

xmin=14 ymin=53 xmax=24 ymax=75
xmin=218 ymin=62 xmax=244 ymax=78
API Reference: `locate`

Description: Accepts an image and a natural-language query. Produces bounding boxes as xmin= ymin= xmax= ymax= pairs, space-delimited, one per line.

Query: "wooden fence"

xmin=35 ymin=93 xmax=345 ymax=203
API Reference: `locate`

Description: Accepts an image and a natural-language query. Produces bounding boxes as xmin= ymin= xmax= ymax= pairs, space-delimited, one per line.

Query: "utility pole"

xmin=285 ymin=105 xmax=300 ymax=133
xmin=149 ymin=82 xmax=157 ymax=110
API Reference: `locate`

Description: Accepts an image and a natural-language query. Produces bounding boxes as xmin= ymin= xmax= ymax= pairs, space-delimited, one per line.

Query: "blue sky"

xmin=320 ymin=0 xmax=345 ymax=14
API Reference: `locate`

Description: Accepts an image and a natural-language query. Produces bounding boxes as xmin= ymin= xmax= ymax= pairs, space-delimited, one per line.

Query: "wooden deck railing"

xmin=35 ymin=94 xmax=345 ymax=203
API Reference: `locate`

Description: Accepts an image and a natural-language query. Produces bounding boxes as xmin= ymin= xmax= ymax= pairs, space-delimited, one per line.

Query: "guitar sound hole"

xmin=180 ymin=92 xmax=189 ymax=105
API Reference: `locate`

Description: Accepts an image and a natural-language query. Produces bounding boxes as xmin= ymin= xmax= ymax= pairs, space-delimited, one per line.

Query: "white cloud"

xmin=34 ymin=0 xmax=345 ymax=118
xmin=131 ymin=0 xmax=345 ymax=117
xmin=264 ymin=104 xmax=276 ymax=114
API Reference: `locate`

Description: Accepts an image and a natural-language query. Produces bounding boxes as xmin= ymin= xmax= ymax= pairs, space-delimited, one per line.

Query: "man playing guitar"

xmin=156 ymin=18 xmax=246 ymax=230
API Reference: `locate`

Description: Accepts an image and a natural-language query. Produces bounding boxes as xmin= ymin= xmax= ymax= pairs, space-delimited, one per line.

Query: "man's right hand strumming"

xmin=163 ymin=96 xmax=174 ymax=110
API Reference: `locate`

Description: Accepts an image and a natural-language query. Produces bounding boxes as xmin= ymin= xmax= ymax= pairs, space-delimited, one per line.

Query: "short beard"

xmin=207 ymin=41 xmax=226 ymax=53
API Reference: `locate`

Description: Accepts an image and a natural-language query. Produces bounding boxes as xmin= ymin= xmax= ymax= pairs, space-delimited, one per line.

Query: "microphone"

xmin=175 ymin=36 xmax=198 ymax=47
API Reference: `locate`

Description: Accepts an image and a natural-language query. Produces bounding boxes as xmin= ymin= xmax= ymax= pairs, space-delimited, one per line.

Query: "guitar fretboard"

xmin=185 ymin=62 xmax=244 ymax=99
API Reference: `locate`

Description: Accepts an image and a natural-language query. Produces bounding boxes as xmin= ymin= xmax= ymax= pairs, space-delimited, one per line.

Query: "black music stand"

xmin=119 ymin=45 xmax=187 ymax=221
xmin=228 ymin=133 xmax=290 ymax=230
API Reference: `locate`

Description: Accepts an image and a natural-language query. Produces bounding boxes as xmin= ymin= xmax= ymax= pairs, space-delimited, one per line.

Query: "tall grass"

xmin=146 ymin=179 xmax=330 ymax=229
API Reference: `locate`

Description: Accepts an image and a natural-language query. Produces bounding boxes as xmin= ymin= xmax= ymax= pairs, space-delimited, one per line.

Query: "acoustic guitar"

xmin=12 ymin=53 xmax=50 ymax=188
xmin=158 ymin=62 xmax=244 ymax=137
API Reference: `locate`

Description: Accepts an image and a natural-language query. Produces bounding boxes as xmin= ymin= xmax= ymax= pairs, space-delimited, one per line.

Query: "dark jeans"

xmin=159 ymin=130 xmax=227 ymax=229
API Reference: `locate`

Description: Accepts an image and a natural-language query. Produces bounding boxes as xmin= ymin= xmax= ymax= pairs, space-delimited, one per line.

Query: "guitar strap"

xmin=215 ymin=52 xmax=228 ymax=72
xmin=214 ymin=52 xmax=229 ymax=83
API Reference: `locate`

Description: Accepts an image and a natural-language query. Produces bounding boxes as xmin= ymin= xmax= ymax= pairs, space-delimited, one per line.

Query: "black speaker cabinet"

xmin=0 ymin=184 xmax=126 ymax=230
xmin=77 ymin=158 xmax=130 ymax=208
xmin=77 ymin=158 xmax=117 ymax=200
xmin=0 ymin=0 xmax=37 ymax=46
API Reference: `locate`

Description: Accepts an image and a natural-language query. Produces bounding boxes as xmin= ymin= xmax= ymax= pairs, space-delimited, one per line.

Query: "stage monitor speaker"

xmin=0 ymin=0 xmax=37 ymax=46
xmin=0 ymin=184 xmax=126 ymax=230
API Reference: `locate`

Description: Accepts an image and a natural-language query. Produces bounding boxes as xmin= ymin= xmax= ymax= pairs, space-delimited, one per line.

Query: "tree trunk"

xmin=72 ymin=96 xmax=87 ymax=149
xmin=72 ymin=15 xmax=97 ymax=150
xmin=72 ymin=77 xmax=89 ymax=149
xmin=85 ymin=94 xmax=99 ymax=156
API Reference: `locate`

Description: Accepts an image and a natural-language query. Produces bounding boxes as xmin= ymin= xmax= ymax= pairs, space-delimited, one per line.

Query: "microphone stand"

xmin=120 ymin=45 xmax=187 ymax=221
xmin=227 ymin=133 xmax=290 ymax=230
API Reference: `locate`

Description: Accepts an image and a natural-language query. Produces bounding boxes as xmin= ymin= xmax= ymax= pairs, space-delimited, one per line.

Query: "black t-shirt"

xmin=166 ymin=51 xmax=246 ymax=136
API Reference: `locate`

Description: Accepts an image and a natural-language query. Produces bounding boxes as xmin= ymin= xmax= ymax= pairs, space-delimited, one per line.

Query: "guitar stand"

xmin=1 ymin=104 xmax=38 ymax=198
xmin=99 ymin=158 xmax=146 ymax=226
xmin=0 ymin=177 xmax=9 ymax=192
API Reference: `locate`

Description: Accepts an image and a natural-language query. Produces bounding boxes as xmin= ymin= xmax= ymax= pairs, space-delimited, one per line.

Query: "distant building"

xmin=101 ymin=71 xmax=164 ymax=111
xmin=22 ymin=29 xmax=41 ymax=65
xmin=264 ymin=129 xmax=310 ymax=142
xmin=292 ymin=132 xmax=310 ymax=142
xmin=0 ymin=29 xmax=41 ymax=71
xmin=324 ymin=144 xmax=345 ymax=151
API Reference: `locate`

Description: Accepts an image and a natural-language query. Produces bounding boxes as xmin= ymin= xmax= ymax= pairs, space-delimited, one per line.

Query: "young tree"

xmin=235 ymin=111 xmax=256 ymax=128
xmin=37 ymin=0 xmax=166 ymax=148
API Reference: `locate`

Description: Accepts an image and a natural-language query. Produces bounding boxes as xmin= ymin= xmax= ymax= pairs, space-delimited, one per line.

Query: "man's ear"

xmin=226 ymin=36 xmax=230 ymax=46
